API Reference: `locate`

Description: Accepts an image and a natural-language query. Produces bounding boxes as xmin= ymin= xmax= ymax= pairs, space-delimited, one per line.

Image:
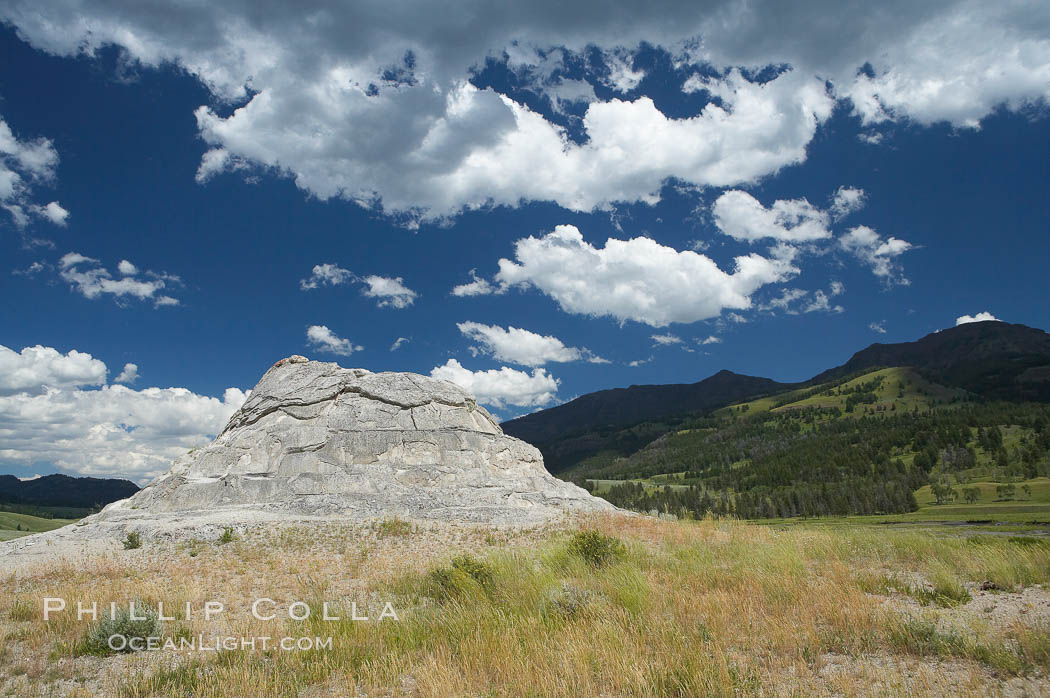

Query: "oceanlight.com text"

xmin=106 ymin=634 xmax=334 ymax=652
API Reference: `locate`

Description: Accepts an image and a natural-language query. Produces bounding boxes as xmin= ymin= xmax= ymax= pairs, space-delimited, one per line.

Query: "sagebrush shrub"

xmin=423 ymin=567 xmax=462 ymax=601
xmin=567 ymin=530 xmax=625 ymax=567
xmin=423 ymin=554 xmax=495 ymax=600
xmin=546 ymin=583 xmax=596 ymax=619
xmin=78 ymin=603 xmax=162 ymax=656
xmin=450 ymin=554 xmax=494 ymax=587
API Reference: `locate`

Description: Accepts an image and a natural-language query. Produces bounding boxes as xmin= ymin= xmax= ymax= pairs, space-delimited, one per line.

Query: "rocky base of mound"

xmin=0 ymin=506 xmax=611 ymax=574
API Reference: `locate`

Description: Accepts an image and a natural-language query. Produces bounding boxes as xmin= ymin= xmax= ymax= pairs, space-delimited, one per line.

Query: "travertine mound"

xmin=96 ymin=356 xmax=614 ymax=525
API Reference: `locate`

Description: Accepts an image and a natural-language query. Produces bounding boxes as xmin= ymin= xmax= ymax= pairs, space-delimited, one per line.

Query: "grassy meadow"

xmin=738 ymin=476 xmax=1050 ymax=535
xmin=3 ymin=515 xmax=1050 ymax=696
xmin=0 ymin=511 xmax=78 ymax=542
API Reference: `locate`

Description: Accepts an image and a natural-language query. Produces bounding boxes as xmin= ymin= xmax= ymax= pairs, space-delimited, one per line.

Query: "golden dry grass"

xmin=2 ymin=515 xmax=1050 ymax=697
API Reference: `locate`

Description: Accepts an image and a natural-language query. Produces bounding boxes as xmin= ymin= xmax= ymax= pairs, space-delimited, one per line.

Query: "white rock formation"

xmin=96 ymin=356 xmax=614 ymax=525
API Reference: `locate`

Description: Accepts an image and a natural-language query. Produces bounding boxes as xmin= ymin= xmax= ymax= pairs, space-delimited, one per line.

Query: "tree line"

xmin=573 ymin=401 xmax=1050 ymax=519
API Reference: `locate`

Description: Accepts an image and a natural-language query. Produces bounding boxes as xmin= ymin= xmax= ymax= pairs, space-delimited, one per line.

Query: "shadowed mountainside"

xmin=502 ymin=370 xmax=795 ymax=445
xmin=0 ymin=473 xmax=139 ymax=510
xmin=810 ymin=321 xmax=1050 ymax=401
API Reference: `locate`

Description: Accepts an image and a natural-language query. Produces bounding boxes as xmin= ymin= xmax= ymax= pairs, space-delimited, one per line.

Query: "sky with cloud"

xmin=0 ymin=0 xmax=1048 ymax=481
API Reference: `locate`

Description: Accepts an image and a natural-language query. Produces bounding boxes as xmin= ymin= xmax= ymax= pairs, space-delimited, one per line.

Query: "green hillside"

xmin=571 ymin=367 xmax=1050 ymax=522
xmin=509 ymin=323 xmax=1050 ymax=475
xmin=0 ymin=510 xmax=78 ymax=541
xmin=554 ymin=367 xmax=973 ymax=484
xmin=716 ymin=367 xmax=967 ymax=417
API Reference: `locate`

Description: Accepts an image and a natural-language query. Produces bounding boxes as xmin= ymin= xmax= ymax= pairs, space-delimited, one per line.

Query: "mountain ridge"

xmin=809 ymin=321 xmax=1050 ymax=401
xmin=501 ymin=369 xmax=797 ymax=446
xmin=0 ymin=473 xmax=139 ymax=511
xmin=503 ymin=321 xmax=1050 ymax=473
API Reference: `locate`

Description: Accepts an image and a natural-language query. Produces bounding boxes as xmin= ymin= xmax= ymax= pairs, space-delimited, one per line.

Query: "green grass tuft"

xmin=9 ymin=597 xmax=35 ymax=622
xmin=375 ymin=517 xmax=413 ymax=538
xmin=889 ymin=616 xmax=1024 ymax=674
xmin=1012 ymin=621 xmax=1050 ymax=671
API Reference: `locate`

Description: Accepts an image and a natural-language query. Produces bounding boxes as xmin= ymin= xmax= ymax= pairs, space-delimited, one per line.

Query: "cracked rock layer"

xmin=98 ymin=357 xmax=614 ymax=525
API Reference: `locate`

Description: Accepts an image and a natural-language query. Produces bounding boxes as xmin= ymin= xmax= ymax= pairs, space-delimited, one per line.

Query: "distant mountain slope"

xmin=502 ymin=369 xmax=795 ymax=445
xmin=0 ymin=474 xmax=139 ymax=510
xmin=717 ymin=366 xmax=969 ymax=417
xmin=501 ymin=370 xmax=796 ymax=472
xmin=810 ymin=321 xmax=1050 ymax=400
xmin=503 ymin=321 xmax=1050 ymax=474
xmin=580 ymin=392 xmax=1050 ymax=520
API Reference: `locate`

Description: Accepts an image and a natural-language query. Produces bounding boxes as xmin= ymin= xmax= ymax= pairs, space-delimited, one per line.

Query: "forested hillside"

xmin=0 ymin=473 xmax=139 ymax=514
xmin=505 ymin=322 xmax=1050 ymax=475
xmin=570 ymin=368 xmax=1050 ymax=519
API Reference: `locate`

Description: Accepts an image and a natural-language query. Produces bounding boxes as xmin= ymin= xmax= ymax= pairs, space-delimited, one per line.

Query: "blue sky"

xmin=0 ymin=1 xmax=1048 ymax=482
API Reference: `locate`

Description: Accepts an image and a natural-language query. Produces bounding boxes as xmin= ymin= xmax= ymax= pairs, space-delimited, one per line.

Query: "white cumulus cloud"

xmin=651 ymin=333 xmax=682 ymax=346
xmin=190 ymin=67 xmax=833 ymax=223
xmin=839 ymin=226 xmax=914 ymax=284
xmin=2 ymin=0 xmax=1047 ymax=223
xmin=38 ymin=201 xmax=69 ymax=226
xmin=0 ymin=384 xmax=248 ymax=483
xmin=114 ymin=363 xmax=139 ymax=384
xmin=479 ymin=224 xmax=796 ymax=327
xmin=430 ymin=358 xmax=558 ymax=408
xmin=759 ymin=286 xmax=843 ymax=315
xmin=458 ymin=322 xmax=587 ymax=367
xmin=306 ymin=325 xmax=362 ymax=356
xmin=712 ymin=190 xmax=831 ymax=243
xmin=829 ymin=187 xmax=866 ymax=221
xmin=361 ymin=275 xmax=417 ymax=309
xmin=802 ymin=289 xmax=844 ymax=314
xmin=451 ymin=270 xmax=498 ymax=297
xmin=0 ymin=115 xmax=68 ymax=233
xmin=0 ymin=345 xmax=107 ymax=395
xmin=956 ymin=311 xmax=999 ymax=325
xmin=299 ymin=263 xmax=354 ymax=290
xmin=603 ymin=50 xmax=646 ymax=92
xmin=0 ymin=344 xmax=247 ymax=482
xmin=58 ymin=252 xmax=181 ymax=307
xmin=12 ymin=261 xmax=46 ymax=276
xmin=759 ymin=288 xmax=808 ymax=314
xmin=301 ymin=264 xmax=417 ymax=309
